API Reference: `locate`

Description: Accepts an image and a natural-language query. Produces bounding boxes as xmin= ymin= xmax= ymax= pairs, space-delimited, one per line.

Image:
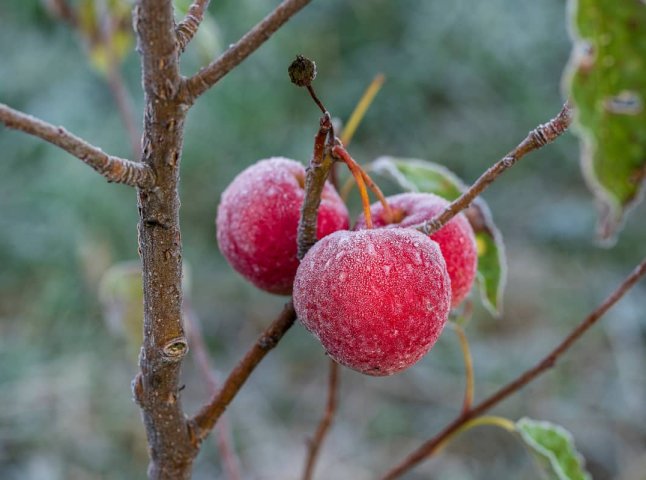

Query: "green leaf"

xmin=464 ymin=199 xmax=506 ymax=317
xmin=370 ymin=156 xmax=506 ymax=316
xmin=371 ymin=156 xmax=464 ymax=200
xmin=564 ymin=0 xmax=646 ymax=242
xmin=516 ymin=418 xmax=591 ymax=480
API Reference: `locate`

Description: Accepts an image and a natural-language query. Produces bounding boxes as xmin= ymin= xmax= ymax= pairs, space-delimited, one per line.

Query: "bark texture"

xmin=133 ymin=1 xmax=196 ymax=478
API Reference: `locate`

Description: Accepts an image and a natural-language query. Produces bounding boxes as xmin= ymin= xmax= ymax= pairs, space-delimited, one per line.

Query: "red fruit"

xmin=293 ymin=228 xmax=451 ymax=376
xmin=355 ymin=192 xmax=477 ymax=308
xmin=216 ymin=157 xmax=349 ymax=294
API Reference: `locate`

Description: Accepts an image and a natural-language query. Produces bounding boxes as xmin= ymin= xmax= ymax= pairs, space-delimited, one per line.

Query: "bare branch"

xmin=183 ymin=0 xmax=312 ymax=103
xmin=418 ymin=101 xmax=573 ymax=236
xmin=302 ymin=360 xmax=340 ymax=480
xmin=0 ymin=103 xmax=153 ymax=188
xmin=380 ymin=256 xmax=646 ymax=480
xmin=176 ymin=0 xmax=211 ymax=53
xmin=133 ymin=1 xmax=195 ymax=478
xmin=298 ymin=113 xmax=334 ymax=259
xmin=191 ymin=302 xmax=297 ymax=442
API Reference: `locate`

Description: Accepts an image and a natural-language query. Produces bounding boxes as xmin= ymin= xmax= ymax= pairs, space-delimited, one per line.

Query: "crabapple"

xmin=216 ymin=157 xmax=349 ymax=295
xmin=293 ymin=228 xmax=451 ymax=376
xmin=355 ymin=192 xmax=477 ymax=308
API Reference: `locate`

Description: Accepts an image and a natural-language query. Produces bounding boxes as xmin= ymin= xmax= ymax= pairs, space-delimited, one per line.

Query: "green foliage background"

xmin=0 ymin=1 xmax=645 ymax=479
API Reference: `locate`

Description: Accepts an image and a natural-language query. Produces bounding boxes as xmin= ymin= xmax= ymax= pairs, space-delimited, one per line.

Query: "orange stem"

xmin=332 ymin=145 xmax=373 ymax=228
xmin=360 ymin=169 xmax=394 ymax=224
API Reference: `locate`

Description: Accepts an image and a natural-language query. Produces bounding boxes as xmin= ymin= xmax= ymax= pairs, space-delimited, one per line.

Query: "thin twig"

xmin=302 ymin=360 xmax=340 ymax=480
xmin=0 ymin=103 xmax=153 ymax=188
xmin=184 ymin=305 xmax=242 ymax=480
xmin=191 ymin=302 xmax=297 ymax=442
xmin=418 ymin=101 xmax=573 ymax=236
xmin=183 ymin=0 xmax=312 ymax=102
xmin=380 ymin=257 xmax=646 ymax=480
xmin=176 ymin=0 xmax=211 ymax=52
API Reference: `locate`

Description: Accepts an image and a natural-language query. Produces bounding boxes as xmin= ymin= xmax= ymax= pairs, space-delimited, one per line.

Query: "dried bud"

xmin=288 ymin=55 xmax=317 ymax=87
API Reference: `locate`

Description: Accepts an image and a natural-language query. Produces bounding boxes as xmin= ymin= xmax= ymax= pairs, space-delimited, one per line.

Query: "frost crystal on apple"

xmin=355 ymin=192 xmax=478 ymax=308
xmin=216 ymin=157 xmax=349 ymax=294
xmin=293 ymin=228 xmax=451 ymax=376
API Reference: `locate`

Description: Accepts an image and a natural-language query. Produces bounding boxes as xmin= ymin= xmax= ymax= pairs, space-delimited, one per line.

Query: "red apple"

xmin=293 ymin=228 xmax=451 ymax=376
xmin=216 ymin=157 xmax=349 ymax=294
xmin=355 ymin=192 xmax=477 ymax=308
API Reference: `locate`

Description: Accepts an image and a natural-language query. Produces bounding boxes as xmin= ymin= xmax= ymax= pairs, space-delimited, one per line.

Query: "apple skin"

xmin=216 ymin=157 xmax=350 ymax=295
xmin=355 ymin=192 xmax=477 ymax=308
xmin=293 ymin=228 xmax=451 ymax=376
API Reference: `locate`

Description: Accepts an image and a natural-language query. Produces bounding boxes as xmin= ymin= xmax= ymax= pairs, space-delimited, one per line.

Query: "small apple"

xmin=216 ymin=157 xmax=349 ymax=294
xmin=293 ymin=228 xmax=451 ymax=376
xmin=355 ymin=192 xmax=477 ymax=308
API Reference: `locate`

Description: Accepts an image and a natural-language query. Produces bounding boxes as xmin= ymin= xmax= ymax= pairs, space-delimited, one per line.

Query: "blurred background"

xmin=1 ymin=1 xmax=645 ymax=479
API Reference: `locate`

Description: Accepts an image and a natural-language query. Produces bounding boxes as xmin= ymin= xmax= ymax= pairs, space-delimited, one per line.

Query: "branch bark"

xmin=191 ymin=302 xmax=297 ymax=442
xmin=183 ymin=0 xmax=312 ymax=103
xmin=380 ymin=256 xmax=646 ymax=480
xmin=418 ymin=101 xmax=573 ymax=236
xmin=0 ymin=103 xmax=153 ymax=188
xmin=133 ymin=1 xmax=196 ymax=478
xmin=176 ymin=0 xmax=211 ymax=53
xmin=297 ymin=113 xmax=333 ymax=260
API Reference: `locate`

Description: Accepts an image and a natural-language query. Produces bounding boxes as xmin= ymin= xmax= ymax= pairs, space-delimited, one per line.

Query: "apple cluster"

xmin=216 ymin=158 xmax=477 ymax=376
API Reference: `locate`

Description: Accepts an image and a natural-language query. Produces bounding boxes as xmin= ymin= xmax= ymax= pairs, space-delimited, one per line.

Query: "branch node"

xmin=162 ymin=337 xmax=189 ymax=362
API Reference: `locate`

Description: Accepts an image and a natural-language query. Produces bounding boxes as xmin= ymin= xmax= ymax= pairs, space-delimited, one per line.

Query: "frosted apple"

xmin=355 ymin=192 xmax=477 ymax=308
xmin=293 ymin=228 xmax=451 ymax=376
xmin=216 ymin=157 xmax=349 ymax=294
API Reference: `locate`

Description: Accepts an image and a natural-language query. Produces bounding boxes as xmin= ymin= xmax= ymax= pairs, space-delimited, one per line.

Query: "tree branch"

xmin=380 ymin=256 xmax=646 ymax=480
xmin=183 ymin=0 xmax=312 ymax=103
xmin=0 ymin=103 xmax=153 ymax=188
xmin=302 ymin=360 xmax=339 ymax=480
xmin=298 ymin=113 xmax=334 ymax=259
xmin=176 ymin=0 xmax=211 ymax=53
xmin=133 ymin=1 xmax=196 ymax=478
xmin=418 ymin=101 xmax=573 ymax=236
xmin=191 ymin=302 xmax=297 ymax=442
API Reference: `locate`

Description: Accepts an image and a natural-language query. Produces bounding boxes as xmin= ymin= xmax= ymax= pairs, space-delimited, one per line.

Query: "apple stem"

xmin=332 ymin=144 xmax=395 ymax=227
xmin=332 ymin=145 xmax=373 ymax=228
xmin=359 ymin=168 xmax=395 ymax=224
xmin=306 ymin=85 xmax=327 ymax=115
